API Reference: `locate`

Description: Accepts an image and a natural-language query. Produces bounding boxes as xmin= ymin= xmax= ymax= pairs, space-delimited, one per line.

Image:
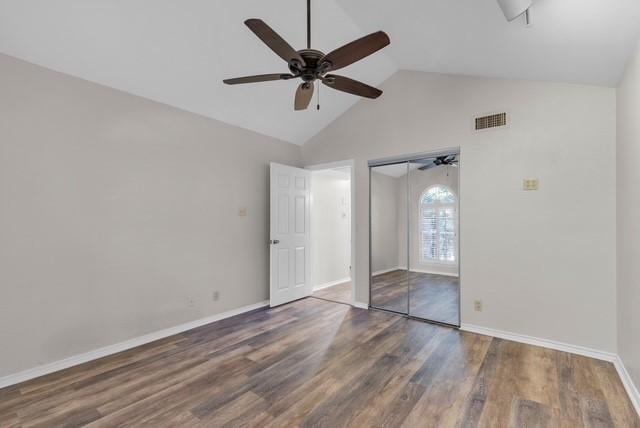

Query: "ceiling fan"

xmin=418 ymin=155 xmax=459 ymax=171
xmin=223 ymin=0 xmax=390 ymax=111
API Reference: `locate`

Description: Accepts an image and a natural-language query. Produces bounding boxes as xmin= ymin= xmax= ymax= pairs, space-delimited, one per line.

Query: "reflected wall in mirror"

xmin=408 ymin=156 xmax=460 ymax=325
xmin=369 ymin=152 xmax=460 ymax=326
xmin=370 ymin=163 xmax=408 ymax=314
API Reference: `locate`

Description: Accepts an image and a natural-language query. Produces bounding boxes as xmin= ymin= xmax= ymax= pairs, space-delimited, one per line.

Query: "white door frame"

xmin=306 ymin=159 xmax=357 ymax=306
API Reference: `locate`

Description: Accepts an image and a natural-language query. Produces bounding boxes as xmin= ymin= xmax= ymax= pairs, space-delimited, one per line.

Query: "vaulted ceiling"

xmin=1 ymin=0 xmax=638 ymax=145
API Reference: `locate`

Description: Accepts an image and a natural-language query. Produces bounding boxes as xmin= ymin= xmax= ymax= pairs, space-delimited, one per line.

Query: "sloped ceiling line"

xmin=1 ymin=0 xmax=638 ymax=144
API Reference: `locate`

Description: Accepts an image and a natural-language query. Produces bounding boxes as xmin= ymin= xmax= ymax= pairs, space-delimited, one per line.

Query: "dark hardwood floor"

xmin=371 ymin=270 xmax=460 ymax=325
xmin=1 ymin=298 xmax=637 ymax=427
xmin=313 ymin=281 xmax=352 ymax=305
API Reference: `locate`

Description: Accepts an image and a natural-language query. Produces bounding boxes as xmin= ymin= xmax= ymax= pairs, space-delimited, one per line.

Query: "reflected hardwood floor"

xmin=371 ymin=270 xmax=460 ymax=325
xmin=313 ymin=281 xmax=351 ymax=305
xmin=1 ymin=298 xmax=637 ymax=427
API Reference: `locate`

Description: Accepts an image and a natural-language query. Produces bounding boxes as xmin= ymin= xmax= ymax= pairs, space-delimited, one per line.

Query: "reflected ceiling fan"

xmin=418 ymin=155 xmax=459 ymax=171
xmin=223 ymin=0 xmax=390 ymax=111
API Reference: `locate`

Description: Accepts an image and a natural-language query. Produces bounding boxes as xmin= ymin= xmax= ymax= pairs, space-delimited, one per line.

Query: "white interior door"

xmin=270 ymin=163 xmax=312 ymax=307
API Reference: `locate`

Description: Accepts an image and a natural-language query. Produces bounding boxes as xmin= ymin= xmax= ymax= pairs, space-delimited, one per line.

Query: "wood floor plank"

xmin=476 ymin=339 xmax=528 ymax=426
xmin=371 ymin=270 xmax=460 ymax=325
xmin=508 ymin=398 xmax=554 ymax=428
xmin=1 ymin=297 xmax=637 ymax=427
xmin=591 ymin=360 xmax=640 ymax=428
xmin=400 ymin=332 xmax=490 ymax=427
xmin=460 ymin=338 xmax=503 ymax=427
xmin=312 ymin=281 xmax=352 ymax=304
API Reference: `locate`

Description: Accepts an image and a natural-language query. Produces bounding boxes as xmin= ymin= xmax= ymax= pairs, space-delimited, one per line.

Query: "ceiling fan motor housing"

xmin=223 ymin=0 xmax=389 ymax=110
xmin=290 ymin=49 xmax=329 ymax=82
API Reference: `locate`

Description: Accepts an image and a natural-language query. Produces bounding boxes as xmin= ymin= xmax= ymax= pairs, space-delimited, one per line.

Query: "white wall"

xmin=0 ymin=54 xmax=301 ymax=377
xmin=617 ymin=42 xmax=640 ymax=387
xmin=370 ymin=171 xmax=400 ymax=273
xmin=310 ymin=169 xmax=351 ymax=288
xmin=302 ymin=70 xmax=617 ymax=352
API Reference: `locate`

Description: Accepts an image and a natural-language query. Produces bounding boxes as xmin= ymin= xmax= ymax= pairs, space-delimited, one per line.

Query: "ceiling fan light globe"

xmin=496 ymin=0 xmax=532 ymax=21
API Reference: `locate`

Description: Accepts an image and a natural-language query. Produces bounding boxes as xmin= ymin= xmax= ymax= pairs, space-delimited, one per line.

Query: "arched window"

xmin=420 ymin=186 xmax=457 ymax=263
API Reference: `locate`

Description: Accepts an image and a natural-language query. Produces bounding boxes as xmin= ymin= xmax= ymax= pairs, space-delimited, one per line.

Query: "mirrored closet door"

xmin=370 ymin=153 xmax=460 ymax=327
xmin=369 ymin=162 xmax=408 ymax=314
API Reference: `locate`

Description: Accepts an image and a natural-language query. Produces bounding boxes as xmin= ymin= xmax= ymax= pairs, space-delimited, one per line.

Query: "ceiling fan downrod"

xmin=222 ymin=0 xmax=390 ymax=111
xmin=307 ymin=0 xmax=311 ymax=49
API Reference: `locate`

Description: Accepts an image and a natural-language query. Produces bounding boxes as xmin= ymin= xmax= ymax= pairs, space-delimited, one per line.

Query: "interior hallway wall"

xmin=617 ymin=41 xmax=640 ymax=388
xmin=310 ymin=169 xmax=351 ymax=288
xmin=0 ymin=54 xmax=301 ymax=377
xmin=302 ymin=70 xmax=617 ymax=352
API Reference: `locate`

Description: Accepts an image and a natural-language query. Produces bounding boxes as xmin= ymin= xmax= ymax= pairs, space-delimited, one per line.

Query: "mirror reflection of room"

xmin=370 ymin=154 xmax=460 ymax=326
xmin=408 ymin=156 xmax=459 ymax=325
xmin=370 ymin=163 xmax=409 ymax=314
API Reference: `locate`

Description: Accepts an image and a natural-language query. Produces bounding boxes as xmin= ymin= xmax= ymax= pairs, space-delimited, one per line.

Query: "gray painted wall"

xmin=0 ymin=56 xmax=624 ymax=380
xmin=0 ymin=54 xmax=301 ymax=377
xmin=370 ymin=170 xmax=401 ymax=273
xmin=617 ymin=42 xmax=640 ymax=388
xmin=302 ymin=70 xmax=617 ymax=352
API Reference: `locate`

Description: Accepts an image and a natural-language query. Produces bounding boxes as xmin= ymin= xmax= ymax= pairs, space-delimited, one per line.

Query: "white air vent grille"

xmin=475 ymin=112 xmax=507 ymax=131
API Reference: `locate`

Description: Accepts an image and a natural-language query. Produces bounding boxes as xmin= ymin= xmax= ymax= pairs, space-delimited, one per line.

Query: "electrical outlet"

xmin=474 ymin=300 xmax=483 ymax=312
xmin=212 ymin=291 xmax=220 ymax=301
xmin=523 ymin=178 xmax=539 ymax=191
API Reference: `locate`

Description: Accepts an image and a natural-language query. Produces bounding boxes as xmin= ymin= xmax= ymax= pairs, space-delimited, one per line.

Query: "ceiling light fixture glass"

xmin=496 ymin=0 xmax=532 ymax=24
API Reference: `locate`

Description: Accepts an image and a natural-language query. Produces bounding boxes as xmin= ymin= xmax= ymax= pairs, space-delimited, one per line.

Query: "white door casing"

xmin=270 ymin=163 xmax=312 ymax=307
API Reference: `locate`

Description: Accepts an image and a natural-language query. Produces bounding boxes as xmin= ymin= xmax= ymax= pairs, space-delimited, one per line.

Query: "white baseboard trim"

xmin=372 ymin=266 xmax=459 ymax=277
xmin=352 ymin=301 xmax=369 ymax=309
xmin=0 ymin=300 xmax=269 ymax=389
xmin=372 ymin=267 xmax=400 ymax=276
xmin=614 ymin=356 xmax=640 ymax=416
xmin=460 ymin=323 xmax=617 ymax=362
xmin=410 ymin=268 xmax=459 ymax=277
xmin=313 ymin=277 xmax=351 ymax=291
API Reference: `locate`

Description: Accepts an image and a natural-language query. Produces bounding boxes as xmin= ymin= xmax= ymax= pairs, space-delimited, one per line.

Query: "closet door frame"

xmin=368 ymin=148 xmax=461 ymax=328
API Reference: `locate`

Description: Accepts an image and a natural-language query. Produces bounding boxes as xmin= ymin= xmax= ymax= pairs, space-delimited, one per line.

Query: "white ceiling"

xmin=340 ymin=0 xmax=640 ymax=86
xmin=0 ymin=0 xmax=396 ymax=145
xmin=1 ymin=0 xmax=638 ymax=145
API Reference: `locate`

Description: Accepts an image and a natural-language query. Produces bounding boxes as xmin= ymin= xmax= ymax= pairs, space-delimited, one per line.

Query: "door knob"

xmin=270 ymin=239 xmax=280 ymax=245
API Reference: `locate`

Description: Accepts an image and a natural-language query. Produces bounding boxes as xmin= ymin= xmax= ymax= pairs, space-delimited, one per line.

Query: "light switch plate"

xmin=523 ymin=179 xmax=539 ymax=191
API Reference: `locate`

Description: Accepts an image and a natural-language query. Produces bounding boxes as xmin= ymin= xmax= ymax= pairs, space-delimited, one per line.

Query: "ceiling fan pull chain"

xmin=317 ymin=83 xmax=320 ymax=110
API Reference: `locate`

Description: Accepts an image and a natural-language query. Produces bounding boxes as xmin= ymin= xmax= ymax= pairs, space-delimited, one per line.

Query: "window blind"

xmin=420 ymin=186 xmax=457 ymax=263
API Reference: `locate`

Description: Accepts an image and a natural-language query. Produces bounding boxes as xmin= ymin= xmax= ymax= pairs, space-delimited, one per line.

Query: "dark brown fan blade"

xmin=223 ymin=74 xmax=295 ymax=85
xmin=245 ymin=19 xmax=306 ymax=67
xmin=320 ymin=31 xmax=390 ymax=71
xmin=322 ymin=75 xmax=382 ymax=99
xmin=294 ymin=82 xmax=314 ymax=111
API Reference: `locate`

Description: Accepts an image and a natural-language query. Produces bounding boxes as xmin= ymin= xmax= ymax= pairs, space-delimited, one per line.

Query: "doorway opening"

xmin=308 ymin=162 xmax=354 ymax=306
xmin=369 ymin=150 xmax=460 ymax=327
